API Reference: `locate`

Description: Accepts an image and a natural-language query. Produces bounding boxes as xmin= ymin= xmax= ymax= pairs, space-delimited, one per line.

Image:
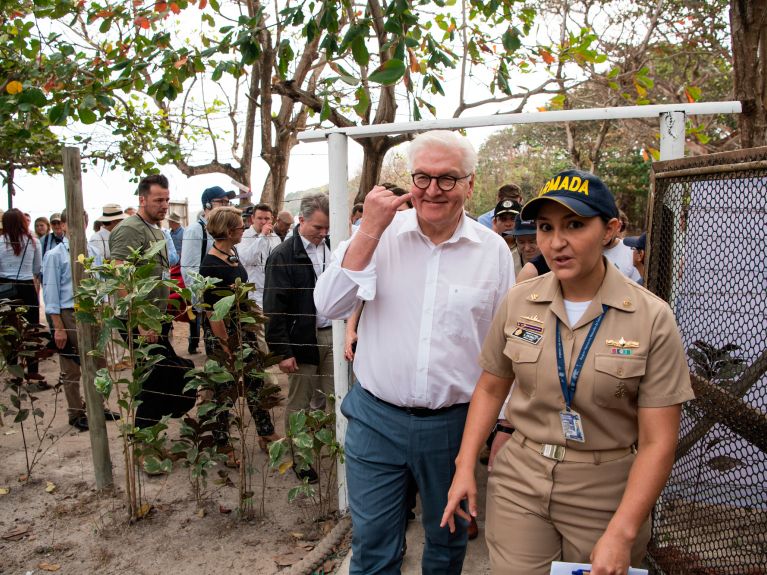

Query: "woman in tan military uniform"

xmin=441 ymin=169 xmax=694 ymax=575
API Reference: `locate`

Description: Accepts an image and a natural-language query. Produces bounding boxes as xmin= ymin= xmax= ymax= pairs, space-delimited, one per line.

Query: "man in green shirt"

xmin=109 ymin=174 xmax=171 ymax=343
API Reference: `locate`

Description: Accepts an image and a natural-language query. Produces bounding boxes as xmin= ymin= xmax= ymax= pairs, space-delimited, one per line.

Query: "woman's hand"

xmin=439 ymin=466 xmax=477 ymax=533
xmin=589 ymin=530 xmax=632 ymax=575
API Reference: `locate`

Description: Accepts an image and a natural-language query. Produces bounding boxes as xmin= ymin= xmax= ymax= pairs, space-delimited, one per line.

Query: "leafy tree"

xmin=534 ymin=0 xmax=735 ymax=169
xmin=272 ymin=0 xmax=554 ymax=201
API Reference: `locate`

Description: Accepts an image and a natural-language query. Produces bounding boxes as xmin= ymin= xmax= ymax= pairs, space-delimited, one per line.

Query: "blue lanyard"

xmin=555 ymin=304 xmax=608 ymax=411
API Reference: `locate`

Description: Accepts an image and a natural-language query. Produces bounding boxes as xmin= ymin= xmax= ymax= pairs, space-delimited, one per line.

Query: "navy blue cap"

xmin=494 ymin=199 xmax=522 ymax=218
xmin=513 ymin=213 xmax=536 ymax=236
xmin=201 ymin=186 xmax=236 ymax=207
xmin=521 ymin=169 xmax=618 ymax=221
xmin=624 ymin=232 xmax=646 ymax=251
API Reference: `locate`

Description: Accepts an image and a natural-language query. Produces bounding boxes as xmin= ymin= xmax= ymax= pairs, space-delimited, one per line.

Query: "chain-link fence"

xmin=646 ymin=147 xmax=767 ymax=574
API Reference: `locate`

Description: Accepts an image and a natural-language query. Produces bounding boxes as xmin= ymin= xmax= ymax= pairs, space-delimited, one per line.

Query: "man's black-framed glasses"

xmin=411 ymin=173 xmax=471 ymax=192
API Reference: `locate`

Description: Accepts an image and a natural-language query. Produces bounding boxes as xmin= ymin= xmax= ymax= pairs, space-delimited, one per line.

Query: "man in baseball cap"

xmin=42 ymin=212 xmax=65 ymax=257
xmin=513 ymin=213 xmax=540 ymax=265
xmin=624 ymin=232 xmax=647 ymax=285
xmin=492 ymin=199 xmax=522 ymax=236
xmin=201 ymin=186 xmax=236 ymax=209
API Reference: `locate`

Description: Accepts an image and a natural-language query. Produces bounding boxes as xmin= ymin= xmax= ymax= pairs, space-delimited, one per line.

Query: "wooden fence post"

xmin=62 ymin=147 xmax=113 ymax=489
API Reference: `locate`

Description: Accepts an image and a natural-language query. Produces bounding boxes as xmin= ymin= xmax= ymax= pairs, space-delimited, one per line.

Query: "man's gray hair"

xmin=299 ymin=192 xmax=330 ymax=219
xmin=407 ymin=130 xmax=478 ymax=174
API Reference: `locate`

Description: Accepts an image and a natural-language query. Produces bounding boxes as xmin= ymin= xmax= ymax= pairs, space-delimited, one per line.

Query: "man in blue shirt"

xmin=477 ymin=183 xmax=523 ymax=229
xmin=43 ymin=209 xmax=118 ymax=431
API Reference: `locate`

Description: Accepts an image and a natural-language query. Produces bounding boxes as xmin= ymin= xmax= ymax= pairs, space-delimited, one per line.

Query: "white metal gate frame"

xmin=296 ymin=100 xmax=743 ymax=513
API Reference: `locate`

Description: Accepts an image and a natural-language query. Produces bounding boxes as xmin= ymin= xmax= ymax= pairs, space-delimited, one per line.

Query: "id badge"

xmin=162 ymin=269 xmax=171 ymax=281
xmin=559 ymin=409 xmax=586 ymax=443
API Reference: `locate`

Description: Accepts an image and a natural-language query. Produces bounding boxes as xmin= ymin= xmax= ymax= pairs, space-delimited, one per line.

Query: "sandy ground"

xmin=0 ymin=323 xmax=348 ymax=575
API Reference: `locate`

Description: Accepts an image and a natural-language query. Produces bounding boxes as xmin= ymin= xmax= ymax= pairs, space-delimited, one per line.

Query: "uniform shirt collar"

xmin=397 ymin=209 xmax=482 ymax=245
xmin=526 ymin=257 xmax=637 ymax=329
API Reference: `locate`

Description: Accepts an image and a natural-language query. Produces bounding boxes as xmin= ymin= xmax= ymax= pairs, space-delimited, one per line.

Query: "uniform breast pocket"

xmin=503 ymin=342 xmax=541 ymax=397
xmin=444 ymin=285 xmax=493 ymax=340
xmin=593 ymin=354 xmax=646 ymax=408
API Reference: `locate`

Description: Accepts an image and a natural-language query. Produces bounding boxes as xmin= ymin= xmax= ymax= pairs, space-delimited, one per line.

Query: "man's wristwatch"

xmin=495 ymin=423 xmax=515 ymax=435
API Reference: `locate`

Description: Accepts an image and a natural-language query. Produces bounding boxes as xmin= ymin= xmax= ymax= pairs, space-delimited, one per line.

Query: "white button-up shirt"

xmin=314 ymin=209 xmax=515 ymax=409
xmin=301 ymin=234 xmax=332 ymax=328
xmin=239 ymin=227 xmax=282 ymax=308
xmin=88 ymin=227 xmax=111 ymax=260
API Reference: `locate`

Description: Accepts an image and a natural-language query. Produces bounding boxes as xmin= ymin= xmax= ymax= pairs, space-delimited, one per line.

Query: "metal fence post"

xmin=62 ymin=147 xmax=113 ymax=489
xmin=327 ymin=132 xmax=350 ymax=514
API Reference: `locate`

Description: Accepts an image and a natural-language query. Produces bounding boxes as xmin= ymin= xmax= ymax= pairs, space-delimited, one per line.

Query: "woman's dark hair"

xmin=1 ymin=208 xmax=34 ymax=256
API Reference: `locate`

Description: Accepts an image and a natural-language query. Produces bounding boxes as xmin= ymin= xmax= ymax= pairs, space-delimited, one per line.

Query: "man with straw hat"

xmin=88 ymin=203 xmax=125 ymax=261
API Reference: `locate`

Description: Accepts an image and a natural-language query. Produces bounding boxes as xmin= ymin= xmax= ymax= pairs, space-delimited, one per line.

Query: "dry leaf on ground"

xmin=273 ymin=552 xmax=302 ymax=567
xmin=38 ymin=562 xmax=61 ymax=571
xmin=136 ymin=503 xmax=151 ymax=518
xmin=0 ymin=487 xmax=9 ymax=495
xmin=2 ymin=525 xmax=30 ymax=541
xmin=45 ymin=482 xmax=56 ymax=493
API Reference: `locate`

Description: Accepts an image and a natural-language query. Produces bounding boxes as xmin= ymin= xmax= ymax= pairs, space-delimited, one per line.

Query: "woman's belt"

xmin=512 ymin=431 xmax=636 ymax=464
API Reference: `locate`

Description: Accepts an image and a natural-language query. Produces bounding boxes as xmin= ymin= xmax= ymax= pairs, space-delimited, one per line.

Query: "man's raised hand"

xmin=358 ymin=185 xmax=412 ymax=238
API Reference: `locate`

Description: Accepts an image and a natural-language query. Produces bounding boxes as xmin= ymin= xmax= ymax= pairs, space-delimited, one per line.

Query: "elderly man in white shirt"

xmin=239 ymin=203 xmax=282 ymax=309
xmin=315 ymin=130 xmax=514 ymax=574
xmin=88 ymin=203 xmax=125 ymax=260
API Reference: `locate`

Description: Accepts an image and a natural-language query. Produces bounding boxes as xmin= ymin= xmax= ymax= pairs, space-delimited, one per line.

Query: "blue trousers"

xmin=341 ymin=384 xmax=469 ymax=574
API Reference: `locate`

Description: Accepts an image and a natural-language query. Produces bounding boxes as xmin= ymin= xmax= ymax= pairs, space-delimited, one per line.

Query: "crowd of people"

xmin=0 ymin=129 xmax=685 ymax=575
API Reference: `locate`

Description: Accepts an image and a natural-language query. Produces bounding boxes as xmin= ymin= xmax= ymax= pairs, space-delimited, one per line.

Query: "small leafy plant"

xmin=76 ymin=242 xmax=186 ymax=521
xmin=269 ymin=402 xmax=344 ymax=528
xmin=688 ymin=340 xmax=746 ymax=388
xmin=183 ymin=278 xmax=282 ymax=518
xmin=0 ymin=298 xmax=59 ymax=479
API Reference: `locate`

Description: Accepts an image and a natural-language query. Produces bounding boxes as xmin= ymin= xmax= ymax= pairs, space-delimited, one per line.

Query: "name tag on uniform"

xmin=559 ymin=409 xmax=585 ymax=442
xmin=511 ymin=327 xmax=542 ymax=345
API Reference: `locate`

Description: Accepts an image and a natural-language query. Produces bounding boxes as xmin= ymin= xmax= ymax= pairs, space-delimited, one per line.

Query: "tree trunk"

xmin=260 ymin=132 xmax=294 ymax=210
xmin=730 ymin=0 xmax=767 ymax=148
xmin=6 ymin=164 xmax=14 ymax=208
xmin=356 ymin=138 xmax=391 ymax=203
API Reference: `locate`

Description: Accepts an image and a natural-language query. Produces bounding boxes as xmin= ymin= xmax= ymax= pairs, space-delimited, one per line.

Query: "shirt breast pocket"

xmin=593 ymin=354 xmax=646 ymax=408
xmin=503 ymin=342 xmax=541 ymax=397
xmin=444 ymin=285 xmax=493 ymax=340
